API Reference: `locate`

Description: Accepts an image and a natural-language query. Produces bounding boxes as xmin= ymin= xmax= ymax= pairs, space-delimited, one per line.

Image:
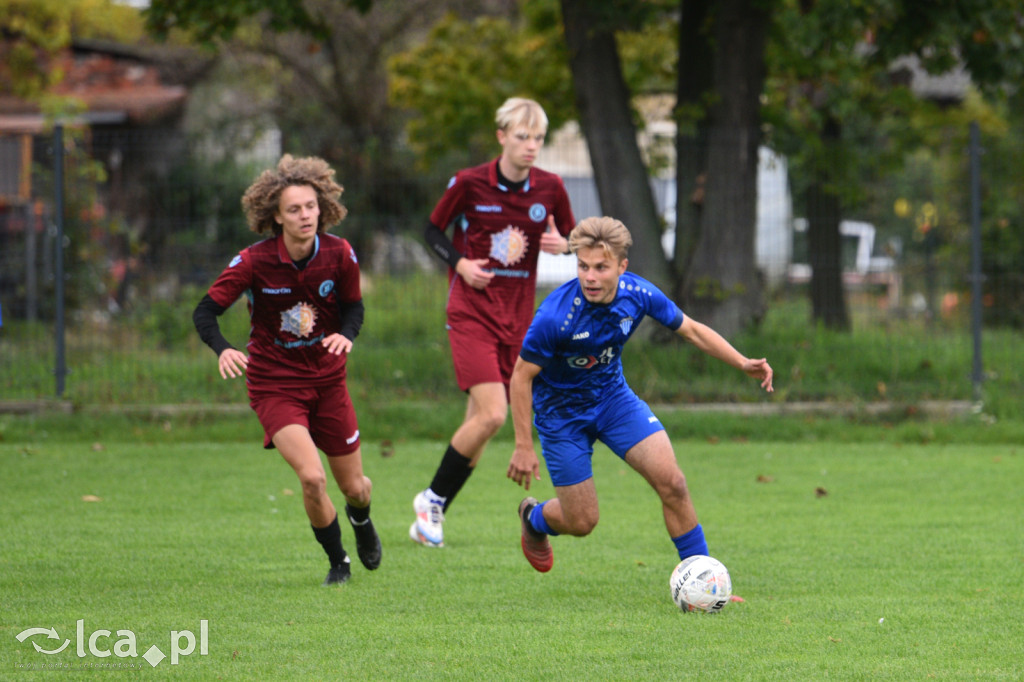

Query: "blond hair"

xmin=568 ymin=216 xmax=632 ymax=262
xmin=495 ymin=97 xmax=548 ymax=133
xmin=241 ymin=154 xmax=347 ymax=235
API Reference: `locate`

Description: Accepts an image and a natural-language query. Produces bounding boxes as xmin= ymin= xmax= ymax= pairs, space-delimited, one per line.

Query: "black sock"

xmin=429 ymin=444 xmax=475 ymax=512
xmin=311 ymin=514 xmax=347 ymax=567
xmin=345 ymin=503 xmax=370 ymax=525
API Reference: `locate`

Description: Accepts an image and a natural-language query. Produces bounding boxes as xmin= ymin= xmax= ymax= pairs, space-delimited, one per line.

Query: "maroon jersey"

xmin=206 ymin=233 xmax=361 ymax=388
xmin=431 ymin=158 xmax=575 ymax=344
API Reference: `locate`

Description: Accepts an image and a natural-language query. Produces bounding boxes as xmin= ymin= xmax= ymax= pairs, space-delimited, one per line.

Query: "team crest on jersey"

xmin=619 ymin=317 xmax=634 ymax=336
xmin=280 ymin=302 xmax=318 ymax=338
xmin=528 ymin=203 xmax=547 ymax=222
xmin=319 ymin=280 xmax=335 ymax=297
xmin=489 ymin=225 xmax=528 ymax=266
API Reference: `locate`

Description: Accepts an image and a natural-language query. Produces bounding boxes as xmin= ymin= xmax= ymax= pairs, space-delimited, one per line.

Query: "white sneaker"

xmin=411 ymin=491 xmax=445 ymax=547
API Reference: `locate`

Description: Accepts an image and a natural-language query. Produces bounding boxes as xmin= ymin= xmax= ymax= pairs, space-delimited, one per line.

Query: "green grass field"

xmin=2 ymin=417 xmax=1022 ymax=680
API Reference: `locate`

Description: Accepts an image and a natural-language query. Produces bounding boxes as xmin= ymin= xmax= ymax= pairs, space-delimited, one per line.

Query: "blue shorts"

xmin=534 ymin=386 xmax=664 ymax=487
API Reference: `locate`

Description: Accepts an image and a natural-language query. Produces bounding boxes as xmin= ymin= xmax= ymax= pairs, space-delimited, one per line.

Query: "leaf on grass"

xmin=815 ymin=487 xmax=828 ymax=497
xmin=82 ymin=495 xmax=102 ymax=502
xmin=282 ymin=488 xmax=294 ymax=496
xmin=829 ymin=637 xmax=841 ymax=643
xmin=756 ymin=474 xmax=774 ymax=483
xmin=91 ymin=443 xmax=104 ymax=451
xmin=380 ymin=440 xmax=394 ymax=458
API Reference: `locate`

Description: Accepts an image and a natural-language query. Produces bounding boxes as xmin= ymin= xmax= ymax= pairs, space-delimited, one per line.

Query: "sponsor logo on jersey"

xmin=447 ymin=175 xmax=457 ymax=189
xmin=567 ymin=347 xmax=615 ymax=369
xmin=262 ymin=287 xmax=292 ymax=294
xmin=572 ymin=331 xmax=590 ymax=340
xmin=228 ymin=255 xmax=243 ymax=268
xmin=345 ymin=430 xmax=360 ymax=445
xmin=529 ymin=203 xmax=547 ymax=222
xmin=475 ymin=204 xmax=503 ymax=213
xmin=319 ymin=280 xmax=334 ymax=297
xmin=280 ymin=302 xmax=317 ymax=338
xmin=619 ymin=317 xmax=634 ymax=336
xmin=489 ymin=225 xmax=529 ymax=267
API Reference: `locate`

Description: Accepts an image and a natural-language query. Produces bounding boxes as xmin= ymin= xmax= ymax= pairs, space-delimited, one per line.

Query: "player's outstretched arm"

xmin=507 ymin=357 xmax=544 ymax=489
xmin=675 ymin=316 xmax=774 ymax=393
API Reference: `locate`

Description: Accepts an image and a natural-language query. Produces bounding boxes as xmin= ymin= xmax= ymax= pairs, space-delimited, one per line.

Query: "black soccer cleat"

xmin=350 ymin=516 xmax=382 ymax=571
xmin=323 ymin=557 xmax=351 ymax=586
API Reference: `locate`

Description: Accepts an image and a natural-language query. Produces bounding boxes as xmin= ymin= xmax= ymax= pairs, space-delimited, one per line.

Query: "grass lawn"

xmin=2 ymin=427 xmax=1022 ymax=680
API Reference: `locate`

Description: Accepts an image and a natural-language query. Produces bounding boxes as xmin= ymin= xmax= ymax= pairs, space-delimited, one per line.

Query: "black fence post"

xmin=968 ymin=121 xmax=984 ymax=402
xmin=54 ymin=124 xmax=67 ymax=398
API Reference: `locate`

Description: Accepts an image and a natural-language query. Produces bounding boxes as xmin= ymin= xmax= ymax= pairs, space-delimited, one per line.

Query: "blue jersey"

xmin=520 ymin=271 xmax=684 ymax=417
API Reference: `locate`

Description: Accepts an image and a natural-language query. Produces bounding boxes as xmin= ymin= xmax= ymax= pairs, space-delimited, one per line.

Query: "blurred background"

xmin=1 ymin=0 xmax=1021 ymax=418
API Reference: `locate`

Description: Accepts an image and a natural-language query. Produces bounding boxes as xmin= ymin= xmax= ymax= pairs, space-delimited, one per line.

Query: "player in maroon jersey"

xmin=411 ymin=98 xmax=576 ymax=547
xmin=193 ymin=155 xmax=380 ymax=586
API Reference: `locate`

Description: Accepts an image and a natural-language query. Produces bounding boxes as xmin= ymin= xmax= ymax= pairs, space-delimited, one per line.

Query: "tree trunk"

xmin=560 ymin=0 xmax=671 ymax=291
xmin=806 ymin=120 xmax=850 ymax=330
xmin=680 ymin=0 xmax=768 ymax=337
xmin=672 ymin=0 xmax=713 ymax=288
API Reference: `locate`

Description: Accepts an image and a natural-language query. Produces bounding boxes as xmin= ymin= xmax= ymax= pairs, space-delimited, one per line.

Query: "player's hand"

xmin=456 ymin=257 xmax=495 ymax=289
xmin=743 ymin=358 xmax=774 ymax=392
xmin=322 ymin=333 xmax=352 ymax=355
xmin=217 ymin=348 xmax=248 ymax=379
xmin=507 ymin=443 xmax=542 ymax=490
xmin=539 ymin=215 xmax=568 ymax=255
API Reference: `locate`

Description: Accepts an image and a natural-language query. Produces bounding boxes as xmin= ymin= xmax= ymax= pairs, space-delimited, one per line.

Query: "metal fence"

xmin=1 ymin=121 xmax=1020 ymax=407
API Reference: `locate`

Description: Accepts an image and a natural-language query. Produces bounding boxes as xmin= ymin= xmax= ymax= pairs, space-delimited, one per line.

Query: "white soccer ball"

xmin=669 ymin=555 xmax=732 ymax=613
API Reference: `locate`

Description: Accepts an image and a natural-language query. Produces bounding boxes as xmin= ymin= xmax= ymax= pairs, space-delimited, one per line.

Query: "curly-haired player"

xmin=193 ymin=155 xmax=380 ymax=586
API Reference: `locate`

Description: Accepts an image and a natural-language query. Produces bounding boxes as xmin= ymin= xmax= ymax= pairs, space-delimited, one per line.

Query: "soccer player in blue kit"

xmin=506 ymin=216 xmax=774 ymax=572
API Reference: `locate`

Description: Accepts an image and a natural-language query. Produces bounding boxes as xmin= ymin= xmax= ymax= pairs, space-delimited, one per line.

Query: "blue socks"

xmin=672 ymin=524 xmax=708 ymax=560
xmin=529 ymin=501 xmax=559 ymax=536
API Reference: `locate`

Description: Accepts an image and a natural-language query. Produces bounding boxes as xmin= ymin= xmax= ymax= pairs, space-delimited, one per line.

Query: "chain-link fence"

xmin=1 ymin=122 xmax=1021 ymax=410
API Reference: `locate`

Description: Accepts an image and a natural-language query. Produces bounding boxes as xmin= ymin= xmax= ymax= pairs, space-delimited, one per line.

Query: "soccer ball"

xmin=669 ymin=555 xmax=732 ymax=613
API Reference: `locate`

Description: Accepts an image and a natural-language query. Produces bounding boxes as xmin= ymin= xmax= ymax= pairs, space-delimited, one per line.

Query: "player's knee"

xmin=564 ymin=509 xmax=599 ymax=536
xmin=299 ymin=469 xmax=328 ymax=500
xmin=339 ymin=475 xmax=371 ymax=506
xmin=659 ymin=469 xmax=691 ymax=505
xmin=476 ymin=407 xmax=507 ymax=437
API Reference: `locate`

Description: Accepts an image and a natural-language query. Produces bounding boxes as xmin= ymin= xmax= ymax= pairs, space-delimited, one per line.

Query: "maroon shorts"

xmin=249 ymin=381 xmax=360 ymax=457
xmin=447 ymin=318 xmax=520 ymax=392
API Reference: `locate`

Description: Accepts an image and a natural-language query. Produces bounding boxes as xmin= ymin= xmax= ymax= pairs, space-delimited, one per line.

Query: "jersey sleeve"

xmin=335 ymin=239 xmax=362 ymax=304
xmin=206 ymin=249 xmax=253 ymax=309
xmin=646 ymin=283 xmax=685 ymax=330
xmin=552 ymin=176 xmax=576 ymax=236
xmin=519 ymin=298 xmax=562 ymax=368
xmin=428 ymin=172 xmax=468 ymax=235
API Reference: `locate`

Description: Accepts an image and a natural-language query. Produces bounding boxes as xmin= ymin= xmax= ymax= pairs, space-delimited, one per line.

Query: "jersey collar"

xmin=489 ymin=157 xmax=532 ymax=194
xmin=276 ymin=232 xmax=320 ymax=266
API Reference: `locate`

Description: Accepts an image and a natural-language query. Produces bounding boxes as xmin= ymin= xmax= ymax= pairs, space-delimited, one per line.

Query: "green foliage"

xmin=387 ymin=0 xmax=679 ymax=172
xmin=1 ymin=0 xmax=71 ymax=98
xmin=388 ymin=7 xmax=573 ymax=170
xmin=1 ymin=434 xmax=1021 ymax=678
xmin=0 ymin=0 xmax=144 ymax=99
xmin=144 ymin=0 xmax=371 ymax=44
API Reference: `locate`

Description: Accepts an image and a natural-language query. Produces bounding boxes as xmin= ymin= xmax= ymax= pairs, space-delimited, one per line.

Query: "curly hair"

xmin=241 ymin=154 xmax=348 ymax=235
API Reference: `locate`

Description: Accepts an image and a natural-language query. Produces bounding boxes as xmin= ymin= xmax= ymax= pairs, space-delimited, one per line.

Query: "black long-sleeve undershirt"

xmin=423 ymin=222 xmax=463 ymax=270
